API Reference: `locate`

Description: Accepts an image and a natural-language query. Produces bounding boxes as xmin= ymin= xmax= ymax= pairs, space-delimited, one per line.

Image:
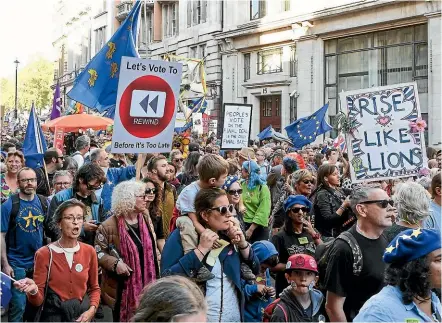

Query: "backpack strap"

xmin=338 ymin=231 xmax=363 ymax=275
xmin=6 ymin=194 xmax=21 ymax=251
xmin=36 ymin=194 xmax=48 ymax=215
xmin=275 ymin=303 xmax=288 ymax=322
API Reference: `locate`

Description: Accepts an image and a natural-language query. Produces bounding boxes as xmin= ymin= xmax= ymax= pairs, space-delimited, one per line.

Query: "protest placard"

xmin=112 ymin=57 xmax=182 ymax=153
xmin=221 ymin=103 xmax=252 ymax=149
xmin=192 ymin=113 xmax=203 ymax=135
xmin=340 ymin=82 xmax=427 ymax=183
xmin=209 ymin=120 xmax=218 ymax=136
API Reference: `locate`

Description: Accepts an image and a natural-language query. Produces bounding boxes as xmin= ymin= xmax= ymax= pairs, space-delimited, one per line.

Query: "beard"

xmin=157 ymin=173 xmax=169 ymax=182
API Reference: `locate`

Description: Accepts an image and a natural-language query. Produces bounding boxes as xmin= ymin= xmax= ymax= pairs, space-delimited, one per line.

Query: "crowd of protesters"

xmin=0 ymin=131 xmax=441 ymax=322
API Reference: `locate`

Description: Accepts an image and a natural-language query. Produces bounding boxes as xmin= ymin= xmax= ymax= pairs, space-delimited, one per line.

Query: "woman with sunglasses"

xmin=222 ymin=175 xmax=246 ymax=231
xmin=1 ymin=151 xmax=25 ymax=203
xmin=143 ymin=177 xmax=166 ymax=252
xmin=94 ymin=181 xmax=160 ymax=322
xmin=161 ymin=188 xmax=259 ymax=322
xmin=271 ymin=195 xmax=323 ymax=297
xmin=14 ymin=199 xmax=100 ymax=322
xmin=312 ymin=164 xmax=355 ymax=238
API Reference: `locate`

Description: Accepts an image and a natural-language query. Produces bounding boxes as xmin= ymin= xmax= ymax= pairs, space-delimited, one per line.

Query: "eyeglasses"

xmin=19 ymin=178 xmax=37 ymax=184
xmin=209 ymin=204 xmax=234 ymax=215
xmin=62 ymin=215 xmax=84 ymax=223
xmin=86 ymin=182 xmax=103 ymax=190
xmin=227 ymin=189 xmax=242 ymax=196
xmin=57 ymin=156 xmax=65 ymax=161
xmin=359 ymin=199 xmax=394 ymax=208
xmin=174 ymin=158 xmax=184 ymax=162
xmin=290 ymin=207 xmax=310 ymax=214
xmin=145 ymin=188 xmax=157 ymax=194
xmin=55 ymin=182 xmax=71 ymax=187
xmin=302 ymin=179 xmax=314 ymax=185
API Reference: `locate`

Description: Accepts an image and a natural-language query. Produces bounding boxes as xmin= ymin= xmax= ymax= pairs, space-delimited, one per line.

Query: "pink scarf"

xmin=118 ymin=214 xmax=156 ymax=322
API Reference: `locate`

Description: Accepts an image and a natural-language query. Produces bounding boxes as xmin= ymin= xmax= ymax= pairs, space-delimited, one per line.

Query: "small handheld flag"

xmin=1 ymin=272 xmax=15 ymax=308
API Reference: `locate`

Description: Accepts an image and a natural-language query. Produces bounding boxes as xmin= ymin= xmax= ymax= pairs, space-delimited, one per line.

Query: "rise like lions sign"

xmin=340 ymin=82 xmax=427 ymax=183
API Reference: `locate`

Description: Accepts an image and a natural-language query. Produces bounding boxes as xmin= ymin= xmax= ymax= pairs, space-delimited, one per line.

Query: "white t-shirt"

xmin=72 ymin=152 xmax=84 ymax=169
xmin=206 ymin=258 xmax=241 ymax=323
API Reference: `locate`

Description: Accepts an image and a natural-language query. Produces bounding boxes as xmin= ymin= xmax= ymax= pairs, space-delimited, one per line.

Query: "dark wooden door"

xmin=260 ymin=95 xmax=281 ymax=132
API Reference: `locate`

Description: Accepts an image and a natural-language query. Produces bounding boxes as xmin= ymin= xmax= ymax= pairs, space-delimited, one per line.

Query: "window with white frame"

xmin=244 ymin=53 xmax=251 ymax=81
xmin=187 ymin=0 xmax=207 ymax=27
xmin=250 ymin=0 xmax=266 ymax=20
xmin=94 ymin=26 xmax=106 ymax=55
xmin=282 ymin=0 xmax=290 ymax=12
xmin=162 ymin=2 xmax=178 ymax=38
xmin=189 ymin=46 xmax=197 ymax=58
xmin=199 ymin=44 xmax=206 ymax=59
xmin=257 ymin=48 xmax=283 ymax=74
xmin=324 ymin=24 xmax=428 ymax=140
xmin=140 ymin=10 xmax=153 ymax=46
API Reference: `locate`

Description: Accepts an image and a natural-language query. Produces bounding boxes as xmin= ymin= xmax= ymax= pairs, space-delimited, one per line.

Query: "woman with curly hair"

xmin=94 ymin=181 xmax=159 ymax=322
xmin=241 ymin=160 xmax=271 ymax=243
xmin=142 ymin=177 xmax=165 ymax=252
xmin=354 ymin=229 xmax=441 ymax=322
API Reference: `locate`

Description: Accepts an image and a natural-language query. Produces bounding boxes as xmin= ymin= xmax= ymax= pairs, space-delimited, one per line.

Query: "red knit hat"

xmin=285 ymin=254 xmax=318 ymax=273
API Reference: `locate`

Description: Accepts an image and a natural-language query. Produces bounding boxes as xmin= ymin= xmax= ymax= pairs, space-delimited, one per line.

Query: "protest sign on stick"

xmin=221 ymin=103 xmax=252 ymax=150
xmin=340 ymin=82 xmax=427 ymax=183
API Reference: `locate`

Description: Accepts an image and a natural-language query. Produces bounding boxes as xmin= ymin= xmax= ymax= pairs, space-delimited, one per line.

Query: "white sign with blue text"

xmin=340 ymin=82 xmax=427 ymax=183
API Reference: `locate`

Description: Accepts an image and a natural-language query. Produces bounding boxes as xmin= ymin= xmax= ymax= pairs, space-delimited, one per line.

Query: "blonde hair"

xmin=197 ymin=154 xmax=229 ymax=182
xmin=111 ymin=181 xmax=145 ymax=217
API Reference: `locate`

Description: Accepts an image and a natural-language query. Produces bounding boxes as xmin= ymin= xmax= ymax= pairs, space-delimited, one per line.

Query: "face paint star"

xmin=385 ymin=245 xmax=395 ymax=253
xmin=411 ymin=228 xmax=422 ymax=238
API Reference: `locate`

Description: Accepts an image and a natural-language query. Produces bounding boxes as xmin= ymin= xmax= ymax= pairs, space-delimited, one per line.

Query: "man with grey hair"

xmin=325 ymin=186 xmax=393 ymax=322
xmin=90 ymin=148 xmax=136 ymax=217
xmin=71 ymin=135 xmax=90 ymax=169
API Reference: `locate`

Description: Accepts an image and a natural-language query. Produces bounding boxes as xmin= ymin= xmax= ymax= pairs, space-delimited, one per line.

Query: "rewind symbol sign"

xmin=130 ymin=90 xmax=166 ymax=118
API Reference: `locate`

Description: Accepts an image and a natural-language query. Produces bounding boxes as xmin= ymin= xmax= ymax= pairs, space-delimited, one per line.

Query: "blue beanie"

xmin=383 ymin=228 xmax=441 ymax=264
xmin=283 ymin=195 xmax=312 ymax=213
xmin=222 ymin=175 xmax=240 ymax=191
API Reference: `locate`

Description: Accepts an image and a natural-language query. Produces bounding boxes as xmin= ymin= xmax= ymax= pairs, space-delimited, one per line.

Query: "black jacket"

xmin=271 ymin=287 xmax=324 ymax=322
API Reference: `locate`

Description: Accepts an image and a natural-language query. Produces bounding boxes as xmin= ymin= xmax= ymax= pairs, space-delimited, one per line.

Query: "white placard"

xmin=112 ymin=57 xmax=182 ymax=153
xmin=174 ymin=112 xmax=186 ymax=128
xmin=192 ymin=113 xmax=203 ymax=135
xmin=208 ymin=120 xmax=218 ymax=136
xmin=340 ymin=82 xmax=427 ymax=183
xmin=221 ymin=103 xmax=252 ymax=149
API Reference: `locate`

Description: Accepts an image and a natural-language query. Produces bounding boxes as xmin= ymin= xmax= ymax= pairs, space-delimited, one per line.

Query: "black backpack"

xmin=6 ymin=193 xmax=48 ymax=251
xmin=315 ymin=231 xmax=363 ymax=291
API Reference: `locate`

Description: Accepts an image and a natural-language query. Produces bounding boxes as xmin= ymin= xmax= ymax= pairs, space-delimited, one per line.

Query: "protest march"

xmin=1 ymin=0 xmax=441 ymax=322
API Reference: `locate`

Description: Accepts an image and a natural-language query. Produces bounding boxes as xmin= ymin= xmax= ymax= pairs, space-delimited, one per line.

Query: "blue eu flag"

xmin=67 ymin=1 xmax=141 ymax=113
xmin=23 ymin=103 xmax=48 ymax=169
xmin=257 ymin=125 xmax=274 ymax=140
xmin=1 ymin=271 xmax=13 ymax=307
xmin=285 ymin=103 xmax=333 ymax=149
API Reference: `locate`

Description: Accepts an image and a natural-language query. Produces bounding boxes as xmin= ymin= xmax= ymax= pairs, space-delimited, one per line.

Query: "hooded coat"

xmin=271 ymin=286 xmax=324 ymax=322
xmin=243 ymin=241 xmax=279 ymax=322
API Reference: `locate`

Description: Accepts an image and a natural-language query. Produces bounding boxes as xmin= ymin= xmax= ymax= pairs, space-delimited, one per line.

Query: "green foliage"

xmin=0 ymin=56 xmax=53 ymax=112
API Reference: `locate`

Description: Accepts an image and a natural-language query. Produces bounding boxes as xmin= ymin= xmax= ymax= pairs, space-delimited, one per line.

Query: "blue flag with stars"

xmin=67 ymin=1 xmax=141 ymax=113
xmin=285 ymin=103 xmax=333 ymax=149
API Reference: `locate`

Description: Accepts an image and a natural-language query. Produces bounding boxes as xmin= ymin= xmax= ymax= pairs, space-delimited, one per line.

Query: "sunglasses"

xmin=209 ymin=204 xmax=234 ymax=215
xmin=86 ymin=183 xmax=103 ymax=190
xmin=227 ymin=189 xmax=242 ymax=196
xmin=359 ymin=199 xmax=394 ymax=208
xmin=174 ymin=158 xmax=184 ymax=162
xmin=145 ymin=188 xmax=157 ymax=194
xmin=302 ymin=179 xmax=314 ymax=185
xmin=290 ymin=207 xmax=310 ymax=214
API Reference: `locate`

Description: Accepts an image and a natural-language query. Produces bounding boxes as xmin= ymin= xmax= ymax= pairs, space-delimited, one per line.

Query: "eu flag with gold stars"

xmin=285 ymin=103 xmax=333 ymax=149
xmin=67 ymin=1 xmax=141 ymax=113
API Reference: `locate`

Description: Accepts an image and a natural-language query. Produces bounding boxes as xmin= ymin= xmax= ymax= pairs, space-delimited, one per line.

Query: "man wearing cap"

xmin=270 ymin=254 xmax=325 ymax=322
xmin=35 ymin=148 xmax=64 ymax=196
xmin=325 ymin=186 xmax=393 ymax=322
xmin=354 ymin=228 xmax=441 ymax=322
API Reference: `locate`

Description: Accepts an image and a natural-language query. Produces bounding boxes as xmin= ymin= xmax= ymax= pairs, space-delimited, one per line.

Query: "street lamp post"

xmin=14 ymin=59 xmax=20 ymax=120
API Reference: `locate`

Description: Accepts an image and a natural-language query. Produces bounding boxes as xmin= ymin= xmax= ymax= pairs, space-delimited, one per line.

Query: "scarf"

xmin=118 ymin=214 xmax=156 ymax=322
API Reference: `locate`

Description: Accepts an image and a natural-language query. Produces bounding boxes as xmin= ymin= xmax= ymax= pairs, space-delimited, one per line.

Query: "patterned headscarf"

xmin=222 ymin=175 xmax=240 ymax=191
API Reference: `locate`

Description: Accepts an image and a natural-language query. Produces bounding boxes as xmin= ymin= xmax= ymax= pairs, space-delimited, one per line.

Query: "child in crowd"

xmin=269 ymin=254 xmax=325 ymax=322
xmin=175 ymin=154 xmax=229 ymax=280
xmin=243 ymin=241 xmax=279 ymax=322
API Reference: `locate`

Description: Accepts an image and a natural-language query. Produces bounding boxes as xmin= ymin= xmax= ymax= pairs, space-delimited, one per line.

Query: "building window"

xmin=290 ymin=45 xmax=296 ymax=77
xmin=290 ymin=95 xmax=297 ymax=122
xmin=189 ymin=46 xmax=197 ymax=58
xmin=163 ymin=2 xmax=178 ymax=38
xmin=275 ymin=97 xmax=280 ymax=117
xmin=199 ymin=44 xmax=206 ymax=59
xmin=188 ymin=0 xmax=207 ymax=27
xmin=324 ymin=24 xmax=428 ymax=134
xmin=244 ymin=53 xmax=251 ymax=81
xmin=282 ymin=0 xmax=290 ymax=12
xmin=250 ymin=0 xmax=266 ymax=20
xmin=262 ymin=97 xmax=272 ymax=117
xmin=94 ymin=26 xmax=106 ymax=55
xmin=257 ymin=48 xmax=282 ymax=74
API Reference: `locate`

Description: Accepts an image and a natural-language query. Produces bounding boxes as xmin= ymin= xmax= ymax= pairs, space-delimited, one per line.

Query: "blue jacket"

xmin=161 ymin=229 xmax=260 ymax=321
xmin=243 ymin=241 xmax=279 ymax=322
xmin=45 ymin=187 xmax=102 ymax=241
xmin=100 ymin=166 xmax=136 ymax=218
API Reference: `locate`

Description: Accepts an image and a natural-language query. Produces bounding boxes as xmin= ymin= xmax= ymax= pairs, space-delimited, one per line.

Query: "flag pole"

xmin=42 ymin=159 xmax=52 ymax=196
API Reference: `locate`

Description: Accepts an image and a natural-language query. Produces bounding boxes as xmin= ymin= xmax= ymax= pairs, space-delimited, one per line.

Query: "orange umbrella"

xmin=42 ymin=114 xmax=113 ymax=132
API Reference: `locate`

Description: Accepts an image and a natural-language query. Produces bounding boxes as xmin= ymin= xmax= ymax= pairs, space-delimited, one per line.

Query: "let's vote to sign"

xmin=112 ymin=57 xmax=182 ymax=153
xmin=221 ymin=103 xmax=252 ymax=150
xmin=340 ymin=82 xmax=427 ymax=183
